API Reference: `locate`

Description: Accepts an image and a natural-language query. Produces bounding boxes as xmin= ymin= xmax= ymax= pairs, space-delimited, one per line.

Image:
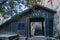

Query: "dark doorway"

xmin=29 ymin=18 xmax=44 ymax=36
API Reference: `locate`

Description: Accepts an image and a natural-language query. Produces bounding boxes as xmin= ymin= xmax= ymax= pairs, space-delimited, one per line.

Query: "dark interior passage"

xmin=30 ymin=18 xmax=44 ymax=36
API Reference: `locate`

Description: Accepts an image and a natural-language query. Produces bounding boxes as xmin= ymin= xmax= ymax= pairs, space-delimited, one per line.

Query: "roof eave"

xmin=35 ymin=4 xmax=57 ymax=14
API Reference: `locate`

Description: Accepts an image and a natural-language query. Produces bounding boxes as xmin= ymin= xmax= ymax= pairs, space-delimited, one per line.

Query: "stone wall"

xmin=53 ymin=10 xmax=60 ymax=37
xmin=38 ymin=0 xmax=57 ymax=9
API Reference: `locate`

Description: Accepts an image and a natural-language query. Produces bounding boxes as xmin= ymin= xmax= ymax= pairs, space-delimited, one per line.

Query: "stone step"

xmin=28 ymin=36 xmax=46 ymax=40
xmin=27 ymin=36 xmax=60 ymax=40
xmin=19 ymin=36 xmax=60 ymax=40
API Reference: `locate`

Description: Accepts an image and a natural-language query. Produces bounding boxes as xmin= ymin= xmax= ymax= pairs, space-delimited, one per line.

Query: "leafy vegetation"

xmin=9 ymin=0 xmax=14 ymax=7
xmin=0 ymin=0 xmax=41 ymax=21
xmin=12 ymin=0 xmax=41 ymax=21
xmin=12 ymin=14 xmax=21 ymax=21
xmin=0 ymin=0 xmax=8 ymax=16
xmin=0 ymin=4 xmax=4 ymax=16
xmin=27 ymin=0 xmax=41 ymax=11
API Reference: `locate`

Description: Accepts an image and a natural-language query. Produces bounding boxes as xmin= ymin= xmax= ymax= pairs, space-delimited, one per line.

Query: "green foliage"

xmin=0 ymin=0 xmax=7 ymax=16
xmin=12 ymin=14 xmax=21 ymax=21
xmin=27 ymin=0 xmax=41 ymax=7
xmin=30 ymin=5 xmax=36 ymax=11
xmin=9 ymin=0 xmax=14 ymax=7
xmin=27 ymin=0 xmax=41 ymax=11
xmin=0 ymin=4 xmax=4 ymax=16
xmin=0 ymin=0 xmax=8 ymax=17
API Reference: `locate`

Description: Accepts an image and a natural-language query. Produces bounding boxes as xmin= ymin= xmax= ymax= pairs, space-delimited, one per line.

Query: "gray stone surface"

xmin=19 ymin=37 xmax=26 ymax=40
xmin=27 ymin=36 xmax=46 ymax=40
xmin=53 ymin=13 xmax=60 ymax=37
xmin=27 ymin=36 xmax=60 ymax=40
